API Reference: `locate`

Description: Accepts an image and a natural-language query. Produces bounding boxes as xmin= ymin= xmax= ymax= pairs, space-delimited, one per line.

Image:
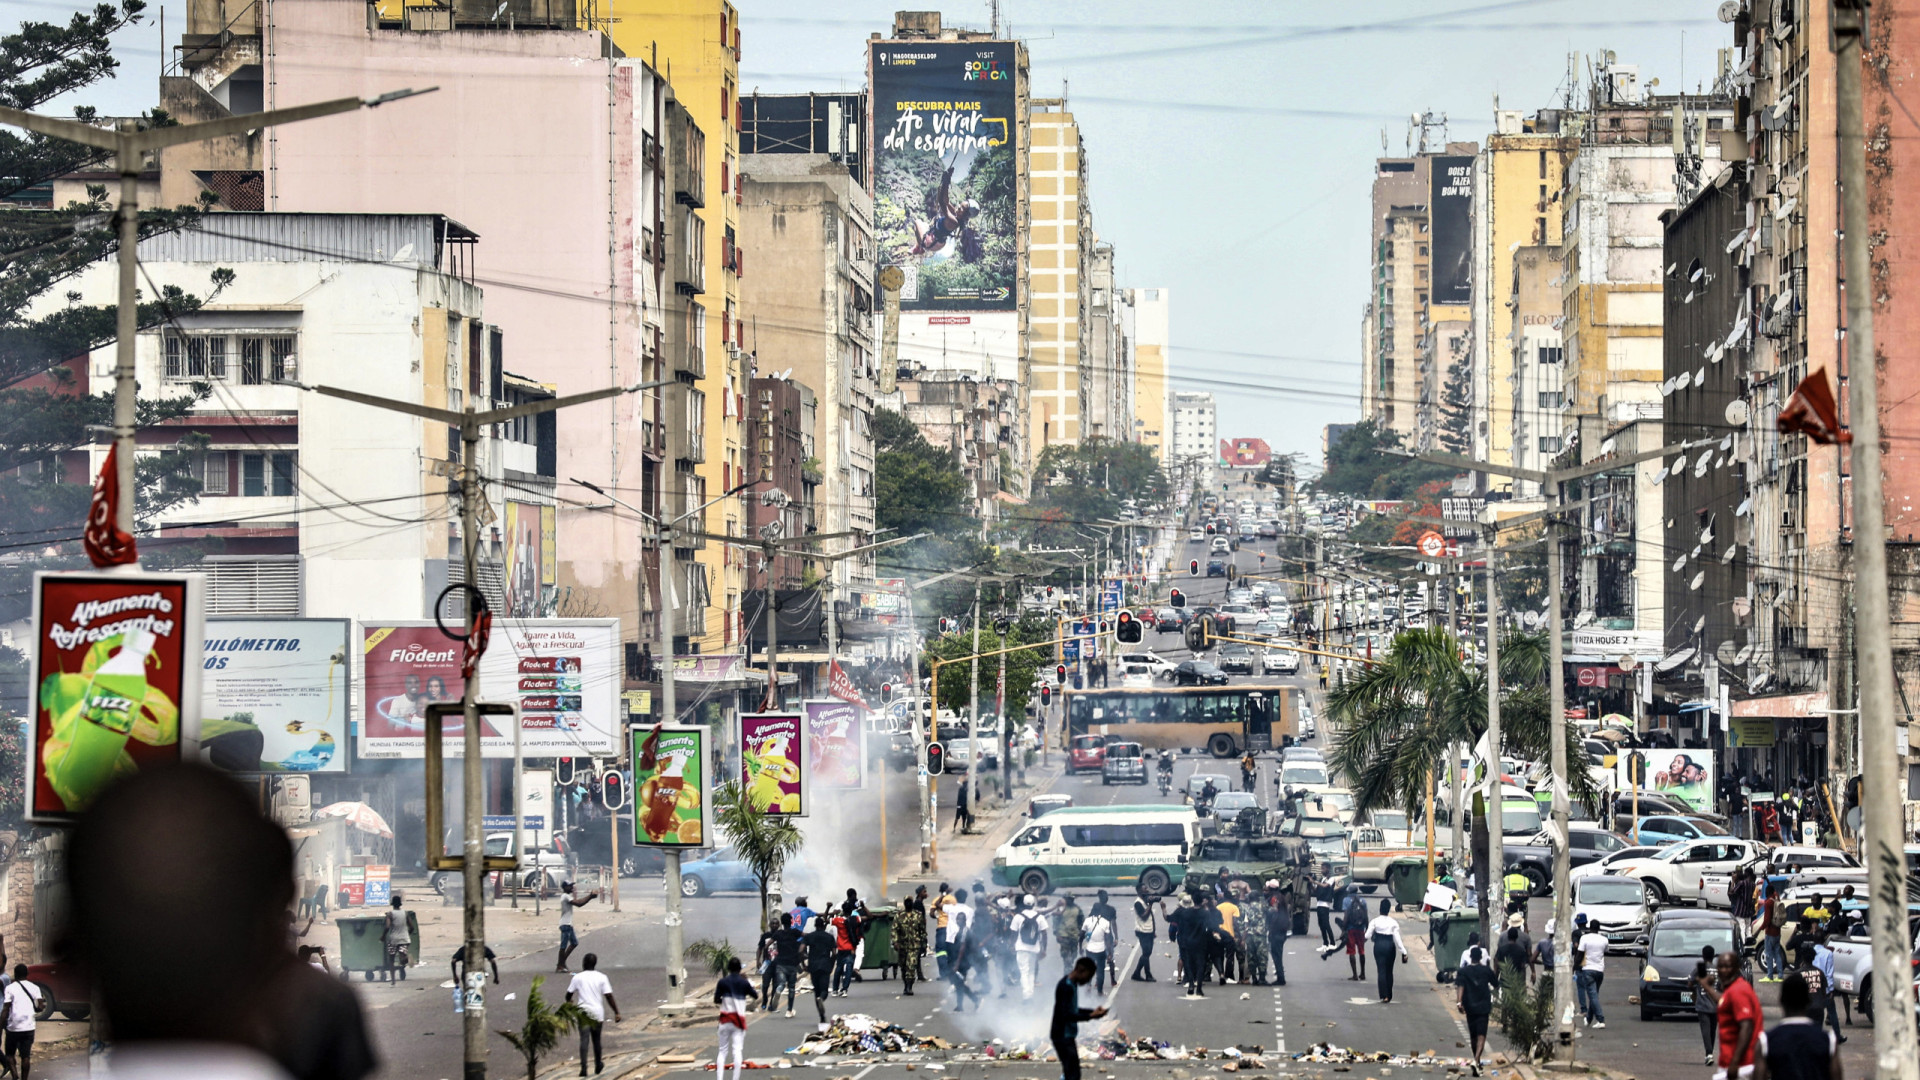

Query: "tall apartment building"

xmin=1170 ymin=392 xmax=1216 ymax=473
xmin=737 ymin=146 xmax=880 ymax=600
xmin=165 ymin=1 xmax=681 ymax=658
xmin=869 ymin=11 xmax=1032 ymax=497
xmin=1083 ymin=243 xmax=1133 ymax=442
xmin=1028 ymin=98 xmax=1090 ymax=453
xmin=1469 ymin=111 xmax=1576 ymax=469
xmin=609 ymin=0 xmax=750 ymax=655
xmin=1507 ymin=244 xmax=1566 ymax=495
xmin=1129 ymin=288 xmax=1171 ymax=461
xmin=897 ymin=372 xmax=1019 ymax=513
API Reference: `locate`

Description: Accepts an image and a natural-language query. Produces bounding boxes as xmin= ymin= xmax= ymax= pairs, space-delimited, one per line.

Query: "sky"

xmin=8 ymin=0 xmax=1731 ymax=468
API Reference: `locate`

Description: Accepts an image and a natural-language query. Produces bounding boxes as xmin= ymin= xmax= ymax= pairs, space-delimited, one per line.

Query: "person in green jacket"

xmin=1053 ymin=894 xmax=1085 ymax=975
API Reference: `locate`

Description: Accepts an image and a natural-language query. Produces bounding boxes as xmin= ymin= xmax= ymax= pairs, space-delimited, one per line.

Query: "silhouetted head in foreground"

xmin=70 ymin=764 xmax=294 ymax=1046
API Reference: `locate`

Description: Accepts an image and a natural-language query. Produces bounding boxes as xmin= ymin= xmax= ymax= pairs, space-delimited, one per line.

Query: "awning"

xmin=1729 ymin=691 xmax=1830 ymax=718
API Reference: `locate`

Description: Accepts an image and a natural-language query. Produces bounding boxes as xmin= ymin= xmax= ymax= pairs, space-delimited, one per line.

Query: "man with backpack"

xmin=1011 ymin=895 xmax=1052 ymax=1000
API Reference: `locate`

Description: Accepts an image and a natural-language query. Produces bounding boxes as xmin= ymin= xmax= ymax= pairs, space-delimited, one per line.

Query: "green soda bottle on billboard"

xmin=49 ymin=628 xmax=155 ymax=809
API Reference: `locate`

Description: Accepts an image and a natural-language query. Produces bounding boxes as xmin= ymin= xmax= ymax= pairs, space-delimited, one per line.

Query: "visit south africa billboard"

xmin=870 ymin=40 xmax=1018 ymax=310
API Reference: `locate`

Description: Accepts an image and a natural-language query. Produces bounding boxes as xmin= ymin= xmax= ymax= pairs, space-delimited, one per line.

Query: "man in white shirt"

xmin=1010 ymin=896 xmax=1051 ymax=1000
xmin=0 ymin=964 xmax=40 ymax=1080
xmin=1574 ymin=914 xmax=1609 ymax=1029
xmin=565 ymin=953 xmax=621 ymax=1077
xmin=1082 ymin=910 xmax=1116 ymax=995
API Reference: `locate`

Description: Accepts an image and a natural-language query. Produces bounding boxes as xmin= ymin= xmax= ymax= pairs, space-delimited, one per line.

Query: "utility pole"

xmin=1481 ymin=537 xmax=1502 ymax=948
xmin=0 ymin=89 xmax=433 ymax=539
xmin=967 ymin=582 xmax=982 ymax=824
xmin=1834 ymin=3 xmax=1919 ymax=1074
xmin=304 ymin=378 xmax=662 ymax=1080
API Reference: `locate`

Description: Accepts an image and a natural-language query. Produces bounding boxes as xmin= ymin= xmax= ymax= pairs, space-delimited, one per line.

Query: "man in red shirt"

xmin=1712 ymin=950 xmax=1762 ymax=1079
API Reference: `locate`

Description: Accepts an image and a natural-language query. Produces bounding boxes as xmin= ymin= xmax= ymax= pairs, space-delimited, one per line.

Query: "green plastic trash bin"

xmin=1427 ymin=909 xmax=1478 ymax=983
xmin=860 ymin=908 xmax=898 ymax=970
xmin=1386 ymin=858 xmax=1430 ymax=909
xmin=336 ymin=911 xmax=420 ymax=981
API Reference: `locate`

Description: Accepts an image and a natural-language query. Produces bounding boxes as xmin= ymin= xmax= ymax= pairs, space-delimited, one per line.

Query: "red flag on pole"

xmin=1776 ymin=368 xmax=1852 ymax=445
xmin=827 ymin=660 xmax=869 ymax=710
xmin=83 ymin=444 xmax=138 ymax=568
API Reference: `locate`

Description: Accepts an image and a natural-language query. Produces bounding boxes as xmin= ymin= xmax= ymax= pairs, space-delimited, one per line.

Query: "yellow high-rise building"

xmin=1028 ymin=100 xmax=1088 ymax=453
xmin=606 ymin=0 xmax=745 ymax=654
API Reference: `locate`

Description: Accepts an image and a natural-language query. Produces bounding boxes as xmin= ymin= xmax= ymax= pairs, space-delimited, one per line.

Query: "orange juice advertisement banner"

xmin=739 ymin=713 xmax=808 ymax=815
xmin=630 ymin=724 xmax=710 ymax=848
xmin=29 ymin=572 xmax=205 ymax=821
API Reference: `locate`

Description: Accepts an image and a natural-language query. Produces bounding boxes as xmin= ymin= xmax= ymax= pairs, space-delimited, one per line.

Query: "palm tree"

xmin=1326 ymin=626 xmax=1596 ymax=938
xmin=496 ymin=975 xmax=593 ymax=1080
xmin=714 ymin=779 xmax=805 ymax=935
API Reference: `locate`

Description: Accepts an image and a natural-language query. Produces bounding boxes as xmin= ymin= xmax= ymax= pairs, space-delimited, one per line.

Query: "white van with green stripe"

xmin=992 ymin=805 xmax=1201 ymax=896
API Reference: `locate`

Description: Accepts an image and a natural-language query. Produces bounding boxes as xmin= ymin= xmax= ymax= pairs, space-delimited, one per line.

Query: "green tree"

xmin=872 ymin=407 xmax=968 ymax=538
xmin=495 ymin=975 xmax=593 ymax=1080
xmin=0 ymin=2 xmax=230 ymax=622
xmin=713 ymin=779 xmax=805 ymax=934
xmin=1313 ymin=419 xmax=1455 ymax=501
xmin=1325 ymin=627 xmax=1594 ymax=938
xmin=922 ymin=618 xmax=1053 ymax=722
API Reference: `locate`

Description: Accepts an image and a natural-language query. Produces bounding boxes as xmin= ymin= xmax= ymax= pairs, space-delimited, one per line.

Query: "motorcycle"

xmin=1157 ymin=769 xmax=1173 ymax=796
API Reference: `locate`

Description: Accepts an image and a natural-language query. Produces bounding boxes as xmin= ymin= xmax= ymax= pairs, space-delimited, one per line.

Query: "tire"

xmin=430 ymin=872 xmax=448 ymax=896
xmin=1208 ymin=734 xmax=1236 ymax=758
xmin=61 ymin=1005 xmax=90 ymax=1022
xmin=1641 ymin=1003 xmax=1658 ymax=1022
xmin=31 ymin=991 xmax=53 ymax=1022
xmin=1643 ymin=878 xmax=1669 ymax=906
xmin=1521 ymin=865 xmax=1550 ymax=896
xmin=1019 ymin=868 xmax=1051 ymax=895
xmin=1140 ymin=867 xmax=1173 ymax=896
xmin=1859 ymin=981 xmax=1875 ymax=1021
xmin=681 ymin=874 xmax=709 ymax=898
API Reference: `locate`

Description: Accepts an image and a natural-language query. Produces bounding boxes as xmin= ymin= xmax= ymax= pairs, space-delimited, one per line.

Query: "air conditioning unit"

xmin=726 ymin=344 xmax=744 ymax=362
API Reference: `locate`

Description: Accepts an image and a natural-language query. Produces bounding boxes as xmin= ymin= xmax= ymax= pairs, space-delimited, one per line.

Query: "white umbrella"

xmin=311 ymin=801 xmax=394 ymax=839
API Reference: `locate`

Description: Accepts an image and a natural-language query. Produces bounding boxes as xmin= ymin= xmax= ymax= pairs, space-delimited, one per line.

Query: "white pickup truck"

xmin=1830 ymin=914 xmax=1917 ymax=1017
xmin=1697 ymin=846 xmax=1863 ymax=908
xmin=1347 ymin=824 xmax=1428 ymax=889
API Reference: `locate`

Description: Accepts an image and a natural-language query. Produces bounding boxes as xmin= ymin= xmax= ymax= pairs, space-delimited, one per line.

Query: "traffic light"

xmin=1056 ymin=663 xmax=1068 ymax=685
xmin=1040 ymin=685 xmax=1052 ymax=706
xmin=556 ymin=757 xmax=582 ymax=785
xmin=601 ymin=768 xmax=626 ymax=810
xmin=1170 ymin=588 xmax=1186 ymax=609
xmin=939 ymin=616 xmax=953 ymax=634
xmin=1206 ymin=522 xmax=1216 ymax=535
xmin=880 ymin=681 xmax=895 ymax=703
xmin=1189 ymin=559 xmax=1200 ymax=577
xmin=925 ymin=741 xmax=946 ymax=775
xmin=1115 ymin=610 xmax=1141 ymax=643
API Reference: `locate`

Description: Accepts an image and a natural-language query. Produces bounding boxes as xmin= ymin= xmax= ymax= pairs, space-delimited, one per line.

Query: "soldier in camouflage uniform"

xmin=893 ymin=888 xmax=928 ymax=995
xmin=1243 ymin=900 xmax=1271 ymax=983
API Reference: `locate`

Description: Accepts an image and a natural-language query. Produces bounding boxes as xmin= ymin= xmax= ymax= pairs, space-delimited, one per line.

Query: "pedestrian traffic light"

xmin=925 ymin=741 xmax=946 ymax=775
xmin=1116 ymin=611 xmax=1142 ymax=643
xmin=1040 ymin=685 xmax=1052 ymax=706
xmin=1170 ymin=588 xmax=1186 ymax=609
xmin=601 ymin=768 xmax=626 ymax=810
xmin=1189 ymin=559 xmax=1200 ymax=577
xmin=1056 ymin=663 xmax=1068 ymax=685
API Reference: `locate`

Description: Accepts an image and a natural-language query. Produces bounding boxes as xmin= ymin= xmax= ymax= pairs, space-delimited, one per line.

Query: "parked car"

xmin=1216 ymin=644 xmax=1257 ymax=675
xmin=1830 ymin=912 xmax=1919 ymax=1019
xmin=1116 ymin=651 xmax=1177 ymax=678
xmin=1120 ymin=663 xmax=1155 ymax=689
xmin=432 ymin=832 xmax=569 ymax=895
xmin=1604 ymin=836 xmax=1766 ymax=905
xmin=1501 ymin=823 xmax=1632 ymax=894
xmin=679 ymin=847 xmax=819 ymax=898
xmin=1262 ymin=648 xmax=1300 ymax=676
xmin=1611 ymin=814 xmax=1729 ymax=846
xmin=1631 ymin=908 xmax=1740 ymax=1020
xmin=1067 ymin=734 xmax=1112 ymax=775
xmin=21 ymin=962 xmax=85 ymax=1021
xmin=1568 ymin=844 xmax=1675 ymax=884
xmin=1102 ymin=741 xmax=1148 ymax=786
xmin=1172 ymin=660 xmax=1230 ymax=686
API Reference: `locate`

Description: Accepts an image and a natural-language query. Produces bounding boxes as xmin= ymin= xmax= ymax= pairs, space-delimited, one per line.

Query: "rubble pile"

xmin=787 ymin=1014 xmax=952 ymax=1057
xmin=1291 ymin=1044 xmax=1455 ymax=1069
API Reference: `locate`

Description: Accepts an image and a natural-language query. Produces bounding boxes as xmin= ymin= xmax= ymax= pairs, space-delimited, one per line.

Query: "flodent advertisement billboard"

xmin=870 ymin=40 xmax=1018 ymax=310
xmin=357 ymin=619 xmax=619 ymax=758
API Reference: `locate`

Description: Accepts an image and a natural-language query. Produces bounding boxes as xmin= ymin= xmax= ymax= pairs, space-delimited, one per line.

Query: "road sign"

xmin=482 ymin=815 xmax=545 ymax=831
xmin=1417 ymin=531 xmax=1446 ymax=558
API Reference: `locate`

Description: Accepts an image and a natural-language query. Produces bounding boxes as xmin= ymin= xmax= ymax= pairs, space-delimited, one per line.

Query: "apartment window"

xmin=1538 ymin=150 xmax=1548 ymax=178
xmin=241 ymin=451 xmax=297 ymax=497
xmin=1538 ymin=436 xmax=1562 ymax=453
xmin=1538 ymin=390 xmax=1564 ymax=408
xmin=240 ymin=337 xmax=263 ymax=384
xmin=1417 ymin=244 xmax=1429 ymax=257
xmin=269 ymin=336 xmax=296 ymax=381
xmin=1538 ymin=345 xmax=1563 ymax=365
xmin=203 ymin=450 xmax=230 ymax=494
xmin=164 ymin=331 xmax=296 ymax=382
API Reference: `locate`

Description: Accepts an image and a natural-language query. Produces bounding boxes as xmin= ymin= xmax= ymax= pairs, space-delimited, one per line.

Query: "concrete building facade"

xmin=1507 ymin=244 xmax=1567 ymax=496
xmin=1170 ymin=392 xmax=1216 ymax=473
xmin=1129 ymin=287 xmax=1171 ymax=462
xmin=1028 ymin=99 xmax=1090 ymax=455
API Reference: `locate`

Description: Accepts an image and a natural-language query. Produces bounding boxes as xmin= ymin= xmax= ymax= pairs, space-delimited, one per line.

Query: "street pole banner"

xmin=199 ymin=618 xmax=350 ymax=774
xmin=826 ymin=659 xmax=870 ymax=710
xmin=740 ymin=712 xmax=808 ymax=815
xmin=631 ymin=724 xmax=712 ymax=848
xmin=804 ymin=698 xmax=867 ymax=790
xmin=28 ymin=571 xmax=206 ymax=821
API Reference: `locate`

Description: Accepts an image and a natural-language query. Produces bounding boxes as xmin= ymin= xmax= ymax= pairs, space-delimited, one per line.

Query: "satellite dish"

xmin=1694 ymin=615 xmax=1709 ymax=633
xmin=1736 ymin=496 xmax=1752 ymax=517
xmin=1732 ymin=597 xmax=1753 ymax=619
xmin=1672 ymin=553 xmax=1688 ymax=572
xmin=1722 ymin=544 xmax=1738 ymax=564
xmin=1726 ymin=400 xmax=1750 ymax=427
xmin=1574 ymin=610 xmax=1595 ymax=628
xmin=1696 ymin=366 xmax=1708 ymax=387
xmin=1691 ymin=571 xmax=1707 ymax=590
xmin=1691 ymin=544 xmax=1703 ymax=559
xmin=1657 ymin=647 xmax=1697 ymax=673
xmin=1720 ymin=435 xmax=1734 ymax=452
xmin=1701 ymin=526 xmax=1714 ymax=545
xmin=1653 ymin=467 xmax=1671 ymax=484
xmin=1751 ymin=669 xmax=1771 ymax=690
xmin=1735 ymin=643 xmax=1755 ymax=665
xmin=1672 ymin=453 xmax=1689 ymax=473
xmin=1718 ymin=0 xmax=1742 ymax=21
xmin=1716 ymin=641 xmax=1739 ymax=665
xmin=1694 ymin=455 xmax=1711 ymax=478
xmin=1522 ymin=610 xmax=1542 ymax=628
xmin=1600 ymin=437 xmax=1617 ymax=456
xmin=1618 ymin=654 xmax=1638 ymax=672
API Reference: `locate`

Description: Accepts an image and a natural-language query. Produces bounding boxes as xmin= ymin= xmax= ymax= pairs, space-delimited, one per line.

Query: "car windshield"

xmin=1652 ymin=926 xmax=1736 ymax=959
xmin=1579 ymin=878 xmax=1646 ymax=905
xmin=1690 ymin=818 xmax=1730 ymax=836
xmin=1306 ymin=836 xmax=1348 ymax=857
xmin=1650 ymin=845 xmax=1688 ymax=862
xmin=1502 ymin=804 xmax=1543 ymax=833
xmin=1371 ymin=811 xmax=1410 ymax=831
xmin=1314 ymin=790 xmax=1356 ymax=811
xmin=1214 ymin=793 xmax=1257 ymax=811
xmin=1282 ymin=766 xmax=1329 ymax=785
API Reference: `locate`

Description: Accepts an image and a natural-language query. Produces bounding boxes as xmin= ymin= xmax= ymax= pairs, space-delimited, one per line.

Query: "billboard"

xmin=803 ymin=698 xmax=866 ymax=789
xmin=504 ymin=502 xmax=557 ymax=618
xmin=1218 ymin=437 xmax=1272 ymax=468
xmin=1616 ymin=748 xmax=1714 ymax=812
xmin=29 ymin=571 xmax=205 ymax=820
xmin=632 ymin=724 xmax=712 ymax=848
xmin=1430 ymin=155 xmax=1474 ymax=305
xmin=739 ymin=712 xmax=808 ymax=814
xmin=357 ymin=619 xmax=620 ymax=759
xmin=200 ymin=618 xmax=351 ymax=774
xmin=871 ymin=40 xmax=1018 ymax=310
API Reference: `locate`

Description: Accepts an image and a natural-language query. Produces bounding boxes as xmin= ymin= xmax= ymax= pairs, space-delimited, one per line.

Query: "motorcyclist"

xmin=1240 ymin=751 xmax=1258 ymax=792
xmin=1156 ymin=751 xmax=1175 ymax=792
xmin=1199 ymin=777 xmax=1220 ymax=814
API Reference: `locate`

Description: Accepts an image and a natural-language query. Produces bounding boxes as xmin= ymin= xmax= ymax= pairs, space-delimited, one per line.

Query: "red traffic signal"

xmin=1170 ymin=588 xmax=1186 ymax=609
xmin=601 ymin=769 xmax=627 ymax=810
xmin=880 ymin=682 xmax=895 ymax=703
xmin=1189 ymin=559 xmax=1200 ymax=577
xmin=1116 ymin=610 xmax=1142 ymax=643
xmin=1040 ymin=685 xmax=1052 ymax=706
xmin=1056 ymin=663 xmax=1068 ymax=685
xmin=925 ymin=741 xmax=946 ymax=775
